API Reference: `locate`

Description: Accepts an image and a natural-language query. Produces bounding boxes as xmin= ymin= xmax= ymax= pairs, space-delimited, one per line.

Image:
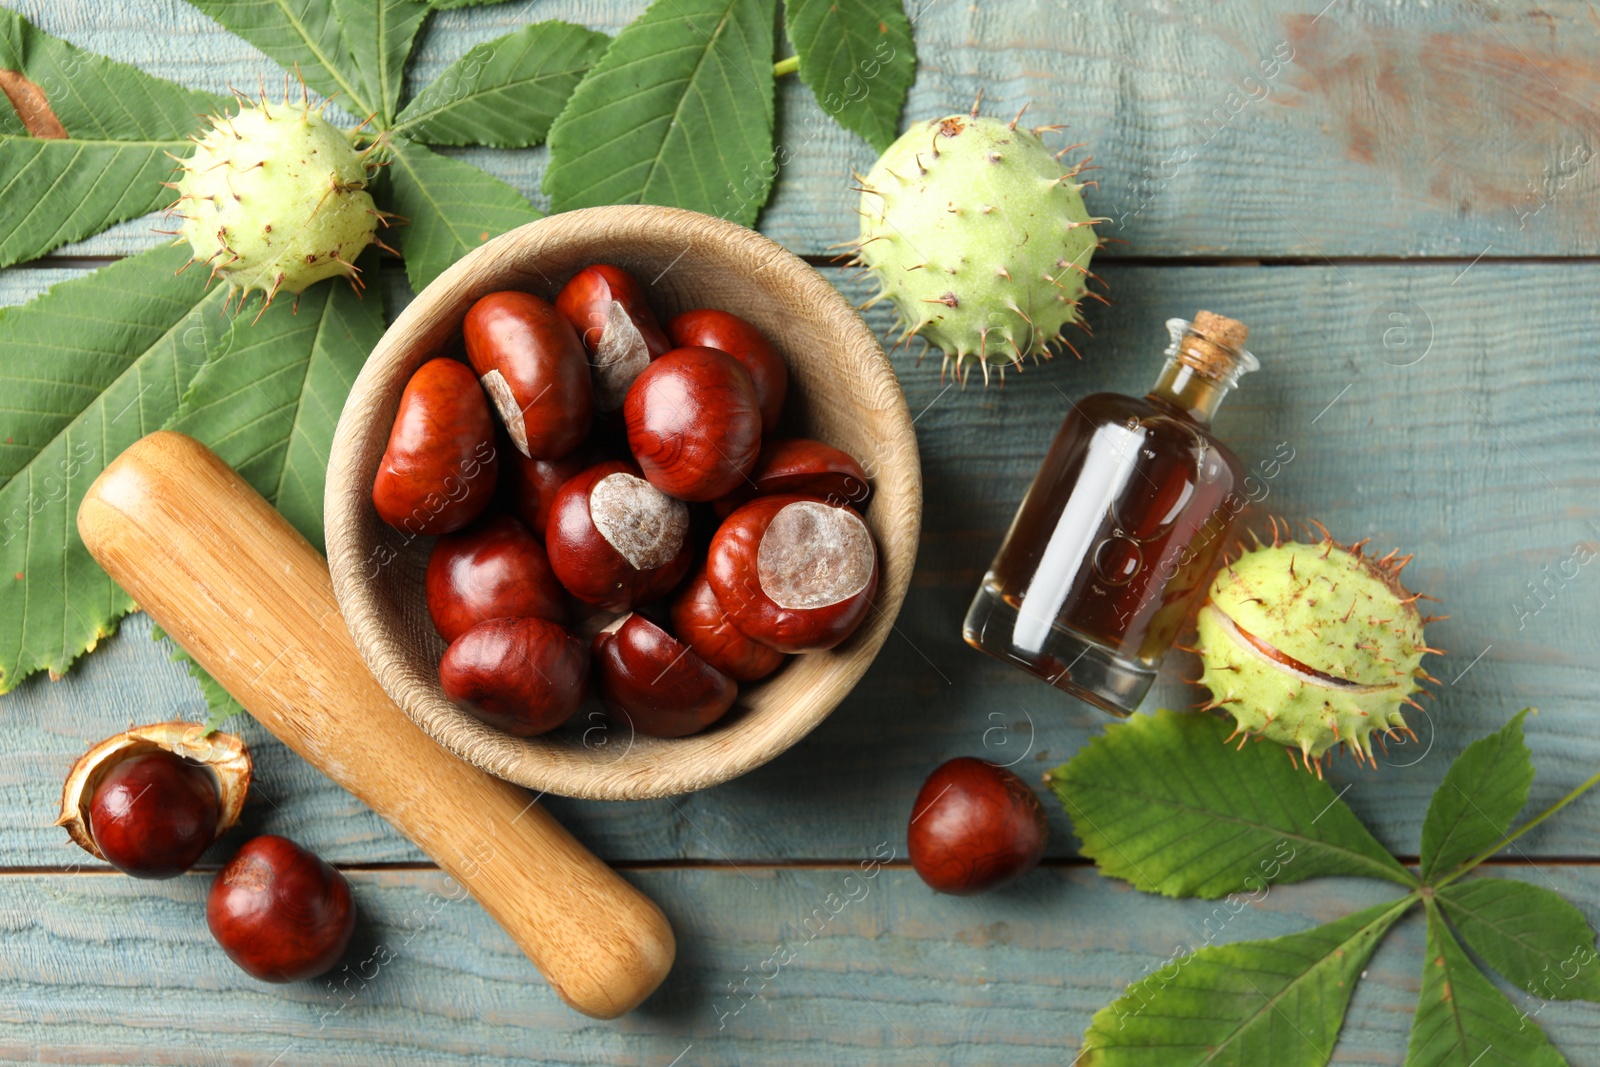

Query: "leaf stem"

xmin=1432 ymin=766 xmax=1600 ymax=888
xmin=773 ymin=55 xmax=800 ymax=77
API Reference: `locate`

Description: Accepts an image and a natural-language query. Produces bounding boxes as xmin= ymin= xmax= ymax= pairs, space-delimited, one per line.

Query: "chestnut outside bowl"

xmin=325 ymin=206 xmax=921 ymax=800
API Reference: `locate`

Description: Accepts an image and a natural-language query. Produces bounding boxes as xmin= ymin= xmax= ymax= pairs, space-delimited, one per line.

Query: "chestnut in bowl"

xmin=707 ymin=495 xmax=878 ymax=653
xmin=714 ymin=438 xmax=872 ymax=517
xmin=464 ymin=290 xmax=593 ymax=459
xmin=670 ymin=568 xmax=784 ymax=681
xmin=501 ymin=450 xmax=587 ymax=539
xmin=668 ymin=308 xmax=788 ymax=434
xmin=440 ymin=617 xmax=589 ymax=737
xmin=594 ymin=614 xmax=737 ymax=738
xmin=556 ymin=264 xmax=671 ymax=410
xmin=546 ymin=459 xmax=693 ymax=612
xmin=326 ymin=206 xmax=921 ymax=801
xmin=207 ymin=835 xmax=356 ymax=982
xmin=371 ymin=357 xmax=499 ymax=536
xmin=623 ymin=347 xmax=762 ymax=502
xmin=426 ymin=514 xmax=566 ymax=643
xmin=907 ymin=758 xmax=1048 ymax=895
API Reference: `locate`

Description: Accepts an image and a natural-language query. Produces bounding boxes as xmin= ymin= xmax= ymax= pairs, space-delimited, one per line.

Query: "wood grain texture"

xmin=76 ymin=432 xmax=674 ymax=1018
xmin=0 ymin=865 xmax=1597 ymax=1064
xmin=1 ymin=0 xmax=1598 ymax=1057
xmin=4 ymin=0 xmax=1600 ymax=258
xmin=326 ymin=207 xmax=921 ymax=800
xmin=0 ymin=261 xmax=1595 ymax=868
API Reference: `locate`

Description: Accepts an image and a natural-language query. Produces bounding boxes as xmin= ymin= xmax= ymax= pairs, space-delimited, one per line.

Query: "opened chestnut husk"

xmin=57 ymin=722 xmax=252 ymax=876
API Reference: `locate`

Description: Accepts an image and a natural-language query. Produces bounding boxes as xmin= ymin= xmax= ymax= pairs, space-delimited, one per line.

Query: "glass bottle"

xmin=963 ymin=311 xmax=1259 ymax=715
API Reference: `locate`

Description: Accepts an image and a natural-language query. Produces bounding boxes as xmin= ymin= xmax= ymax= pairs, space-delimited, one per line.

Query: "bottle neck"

xmin=1148 ymin=360 xmax=1232 ymax=424
xmin=1147 ymin=318 xmax=1258 ymax=424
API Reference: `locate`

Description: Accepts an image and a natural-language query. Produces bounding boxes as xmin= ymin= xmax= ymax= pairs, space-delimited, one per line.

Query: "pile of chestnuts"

xmin=58 ymin=723 xmax=356 ymax=982
xmin=372 ymin=263 xmax=881 ymax=740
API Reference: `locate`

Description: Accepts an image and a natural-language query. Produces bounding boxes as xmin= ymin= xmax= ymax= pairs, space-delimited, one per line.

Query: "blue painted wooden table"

xmin=3 ymin=1 xmax=1600 ymax=1063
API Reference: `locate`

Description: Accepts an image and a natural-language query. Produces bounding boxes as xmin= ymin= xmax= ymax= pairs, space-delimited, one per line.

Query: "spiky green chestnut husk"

xmin=854 ymin=110 xmax=1103 ymax=382
xmin=172 ymin=97 xmax=380 ymax=310
xmin=1194 ymin=532 xmax=1437 ymax=772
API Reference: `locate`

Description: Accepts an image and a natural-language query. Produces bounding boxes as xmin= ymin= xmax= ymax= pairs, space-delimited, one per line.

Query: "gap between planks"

xmin=17 ymin=253 xmax=1600 ymax=273
xmin=7 ymin=856 xmax=1600 ymax=877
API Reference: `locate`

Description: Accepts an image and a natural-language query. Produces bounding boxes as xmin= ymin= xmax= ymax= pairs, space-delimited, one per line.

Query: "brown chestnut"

xmin=372 ymin=358 xmax=499 ymax=536
xmin=545 ymin=460 xmax=693 ymax=612
xmin=593 ymin=614 xmax=737 ymax=738
xmin=207 ymin=835 xmax=356 ymax=982
xmin=707 ymin=495 xmax=878 ymax=653
xmin=439 ymin=616 xmax=589 ymax=736
xmin=87 ymin=751 xmax=219 ymax=879
xmin=714 ymin=437 xmax=872 ymax=517
xmin=59 ymin=723 xmax=252 ymax=876
xmin=555 ymin=264 xmax=672 ymax=411
xmin=668 ymin=309 xmax=788 ymax=434
xmin=425 ymin=514 xmax=566 ymax=643
xmin=501 ymin=450 xmax=587 ymax=539
xmin=670 ymin=568 xmax=785 ymax=682
xmin=907 ymin=758 xmax=1048 ymax=895
xmin=464 ymin=291 xmax=593 ymax=459
xmin=623 ymin=347 xmax=762 ymax=502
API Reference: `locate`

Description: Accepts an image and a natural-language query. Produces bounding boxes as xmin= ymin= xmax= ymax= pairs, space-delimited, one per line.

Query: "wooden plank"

xmin=1 ymin=261 xmax=1597 ymax=869
xmin=5 ymin=0 xmax=1600 ymax=258
xmin=1 ymin=865 xmax=1597 ymax=1064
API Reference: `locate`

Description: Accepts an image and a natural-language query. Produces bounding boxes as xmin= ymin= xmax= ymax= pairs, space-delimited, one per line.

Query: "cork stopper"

xmin=1177 ymin=310 xmax=1252 ymax=381
xmin=1192 ymin=310 xmax=1248 ymax=349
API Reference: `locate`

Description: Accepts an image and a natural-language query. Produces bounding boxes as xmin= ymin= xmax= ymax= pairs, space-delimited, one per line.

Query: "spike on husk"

xmin=1192 ymin=528 xmax=1437 ymax=774
xmin=850 ymin=104 xmax=1106 ymax=384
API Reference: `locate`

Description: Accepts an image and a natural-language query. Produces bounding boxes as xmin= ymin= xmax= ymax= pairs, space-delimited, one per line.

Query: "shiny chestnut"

xmin=623 ymin=347 xmax=762 ymax=502
xmin=545 ymin=460 xmax=693 ymax=612
xmin=207 ymin=835 xmax=356 ymax=982
xmin=425 ymin=514 xmax=566 ymax=643
xmin=668 ymin=309 xmax=788 ymax=434
xmin=501 ymin=450 xmax=587 ymax=539
xmin=670 ymin=568 xmax=785 ymax=681
xmin=372 ymin=358 xmax=499 ymax=536
xmin=707 ymin=495 xmax=878 ymax=653
xmin=464 ymin=291 xmax=593 ymax=458
xmin=594 ymin=614 xmax=737 ymax=738
xmin=907 ymin=758 xmax=1048 ymax=895
xmin=439 ymin=616 xmax=588 ymax=736
xmin=87 ymin=750 xmax=219 ymax=879
xmin=714 ymin=437 xmax=872 ymax=517
xmin=59 ymin=723 xmax=252 ymax=877
xmin=555 ymin=264 xmax=672 ymax=410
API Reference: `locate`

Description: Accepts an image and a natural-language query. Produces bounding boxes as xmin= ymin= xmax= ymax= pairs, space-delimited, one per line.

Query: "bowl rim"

xmin=325 ymin=205 xmax=921 ymax=800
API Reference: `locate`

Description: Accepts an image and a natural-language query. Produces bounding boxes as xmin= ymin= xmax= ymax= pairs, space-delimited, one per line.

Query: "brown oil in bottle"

xmin=963 ymin=312 xmax=1258 ymax=715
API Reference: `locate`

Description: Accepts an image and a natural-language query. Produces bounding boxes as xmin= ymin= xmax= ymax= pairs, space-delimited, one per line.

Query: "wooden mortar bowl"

xmin=325 ymin=206 xmax=921 ymax=800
